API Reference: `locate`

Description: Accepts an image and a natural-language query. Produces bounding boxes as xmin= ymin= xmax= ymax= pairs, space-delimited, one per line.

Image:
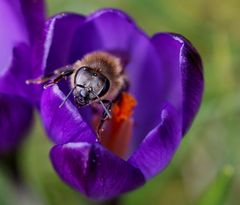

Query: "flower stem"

xmin=0 ymin=149 xmax=22 ymax=185
xmin=91 ymin=197 xmax=121 ymax=205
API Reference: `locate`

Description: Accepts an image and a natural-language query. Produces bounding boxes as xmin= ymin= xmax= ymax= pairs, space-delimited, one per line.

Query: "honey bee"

xmin=26 ymin=51 xmax=128 ymax=135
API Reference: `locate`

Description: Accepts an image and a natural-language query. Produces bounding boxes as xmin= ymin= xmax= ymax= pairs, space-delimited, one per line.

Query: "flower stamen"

xmin=100 ymin=92 xmax=137 ymax=158
xmin=112 ymin=92 xmax=137 ymax=122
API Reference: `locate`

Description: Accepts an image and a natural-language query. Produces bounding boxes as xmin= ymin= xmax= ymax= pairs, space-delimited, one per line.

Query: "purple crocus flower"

xmin=38 ymin=9 xmax=203 ymax=199
xmin=0 ymin=0 xmax=45 ymax=153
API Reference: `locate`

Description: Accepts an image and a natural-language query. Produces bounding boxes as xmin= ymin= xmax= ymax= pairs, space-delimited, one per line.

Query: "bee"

xmin=26 ymin=51 xmax=128 ymax=136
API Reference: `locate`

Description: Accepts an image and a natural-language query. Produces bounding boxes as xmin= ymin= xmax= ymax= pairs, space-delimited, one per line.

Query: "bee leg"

xmin=43 ymin=69 xmax=74 ymax=89
xmin=53 ymin=65 xmax=73 ymax=75
xmin=26 ymin=65 xmax=73 ymax=86
xmin=96 ymin=118 xmax=106 ymax=140
xmin=96 ymin=100 xmax=112 ymax=140
xmin=26 ymin=73 xmax=56 ymax=85
xmin=102 ymin=100 xmax=112 ymax=118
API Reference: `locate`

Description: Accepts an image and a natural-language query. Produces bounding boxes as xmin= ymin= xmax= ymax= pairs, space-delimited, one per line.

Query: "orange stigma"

xmin=100 ymin=92 xmax=137 ymax=158
xmin=112 ymin=92 xmax=137 ymax=122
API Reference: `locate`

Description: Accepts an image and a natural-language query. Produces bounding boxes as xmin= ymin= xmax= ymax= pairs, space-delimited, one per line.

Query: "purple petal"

xmin=50 ymin=142 xmax=145 ymax=199
xmin=0 ymin=94 xmax=33 ymax=154
xmin=151 ymin=33 xmax=204 ymax=135
xmin=69 ymin=8 xmax=137 ymax=61
xmin=21 ymin=0 xmax=46 ymax=80
xmin=0 ymin=43 xmax=41 ymax=102
xmin=0 ymin=0 xmax=29 ymax=75
xmin=40 ymin=85 xmax=96 ymax=144
xmin=20 ymin=0 xmax=45 ymax=44
xmin=42 ymin=13 xmax=85 ymax=74
xmin=128 ymin=104 xmax=181 ymax=179
xmin=0 ymin=0 xmax=45 ymax=102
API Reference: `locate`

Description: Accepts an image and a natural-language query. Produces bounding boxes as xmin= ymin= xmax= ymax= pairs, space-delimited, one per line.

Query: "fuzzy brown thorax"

xmin=71 ymin=51 xmax=126 ymax=102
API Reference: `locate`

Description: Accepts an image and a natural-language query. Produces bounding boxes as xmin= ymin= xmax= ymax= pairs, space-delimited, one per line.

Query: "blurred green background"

xmin=1 ymin=0 xmax=239 ymax=205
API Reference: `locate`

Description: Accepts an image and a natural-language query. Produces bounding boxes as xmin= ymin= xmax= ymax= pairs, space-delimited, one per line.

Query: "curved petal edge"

xmin=151 ymin=33 xmax=204 ymax=135
xmin=40 ymin=85 xmax=96 ymax=144
xmin=128 ymin=104 xmax=181 ymax=179
xmin=50 ymin=142 xmax=145 ymax=200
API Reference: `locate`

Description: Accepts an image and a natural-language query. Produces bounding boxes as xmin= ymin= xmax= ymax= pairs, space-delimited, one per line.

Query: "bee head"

xmin=73 ymin=66 xmax=110 ymax=106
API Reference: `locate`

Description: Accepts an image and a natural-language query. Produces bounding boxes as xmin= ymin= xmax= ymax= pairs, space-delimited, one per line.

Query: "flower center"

xmin=94 ymin=92 xmax=137 ymax=158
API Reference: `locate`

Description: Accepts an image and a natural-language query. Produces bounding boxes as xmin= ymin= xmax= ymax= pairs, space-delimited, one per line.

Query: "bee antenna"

xmin=90 ymin=90 xmax=111 ymax=119
xmin=59 ymin=85 xmax=76 ymax=108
